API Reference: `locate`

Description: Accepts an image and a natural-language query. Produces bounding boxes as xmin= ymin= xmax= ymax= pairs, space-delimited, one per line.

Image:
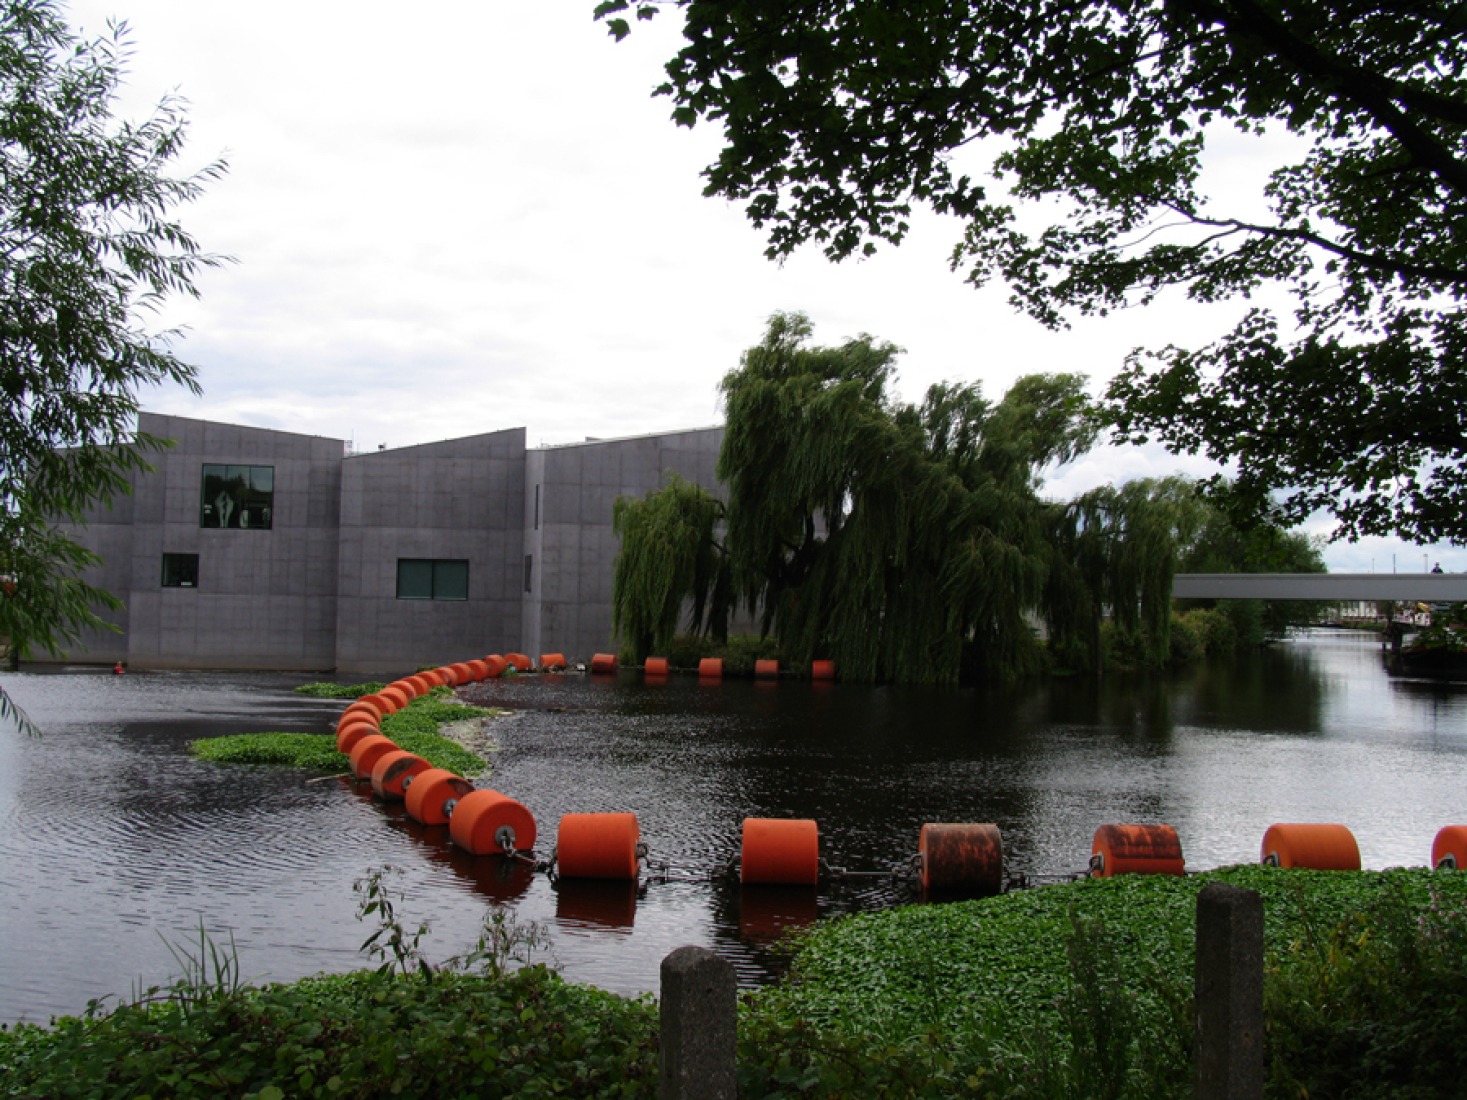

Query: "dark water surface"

xmin=3 ymin=629 xmax=1466 ymax=1023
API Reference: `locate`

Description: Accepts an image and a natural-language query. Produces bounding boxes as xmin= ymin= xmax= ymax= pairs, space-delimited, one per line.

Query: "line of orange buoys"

xmin=337 ymin=654 xmax=1467 ymax=904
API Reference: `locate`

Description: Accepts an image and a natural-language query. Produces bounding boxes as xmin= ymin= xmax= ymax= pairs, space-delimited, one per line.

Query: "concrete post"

xmin=660 ymin=945 xmax=737 ymax=1100
xmin=1194 ymin=883 xmax=1264 ymax=1100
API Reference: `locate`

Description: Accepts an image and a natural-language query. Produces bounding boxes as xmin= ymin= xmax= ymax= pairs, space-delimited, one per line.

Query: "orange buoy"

xmin=377 ymin=684 xmax=411 ymax=713
xmin=1433 ymin=825 xmax=1467 ymax=869
xmin=349 ymin=734 xmax=399 ymax=781
xmin=591 ymin=653 xmax=618 ymax=675
xmin=449 ymin=789 xmax=538 ymax=855
xmin=556 ymin=812 xmax=641 ymax=880
xmin=644 ymin=657 xmax=670 ymax=676
xmin=465 ymin=659 xmax=490 ymax=681
xmin=355 ymin=693 xmax=394 ymax=717
xmin=1090 ymin=824 xmax=1185 ymax=877
xmin=370 ymin=750 xmax=430 ymax=800
xmin=919 ymin=823 xmax=1004 ymax=895
xmin=113 ymin=662 xmax=125 ymax=675
xmin=433 ymin=666 xmax=460 ymax=686
xmin=540 ymin=653 xmax=567 ymax=671
xmin=335 ymin=719 xmax=380 ymax=754
xmin=336 ymin=707 xmax=380 ymax=733
xmin=698 ymin=657 xmax=723 ymax=679
xmin=416 ymin=670 xmax=446 ymax=688
xmin=387 ymin=678 xmax=420 ymax=700
xmin=340 ymin=700 xmax=382 ymax=726
xmin=1261 ymin=823 xmax=1360 ymax=870
xmin=741 ymin=818 xmax=819 ymax=886
xmin=403 ymin=768 xmax=474 ymax=826
xmin=505 ymin=653 xmax=532 ymax=672
xmin=483 ymin=655 xmax=507 ymax=678
xmin=810 ymin=660 xmax=835 ymax=681
xmin=754 ymin=659 xmax=779 ymax=679
xmin=453 ymin=662 xmax=477 ymax=683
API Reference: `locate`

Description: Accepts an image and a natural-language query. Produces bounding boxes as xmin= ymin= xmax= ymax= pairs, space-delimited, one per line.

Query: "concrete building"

xmin=54 ymin=412 xmax=724 ymax=673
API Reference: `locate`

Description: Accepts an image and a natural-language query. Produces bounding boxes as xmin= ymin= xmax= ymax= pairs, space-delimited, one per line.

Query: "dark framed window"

xmin=396 ymin=559 xmax=468 ymax=601
xmin=534 ymin=484 xmax=540 ymax=530
xmin=162 ymin=553 xmax=199 ymax=588
xmin=200 ymin=464 xmax=274 ymax=529
xmin=524 ymin=553 xmax=533 ymax=593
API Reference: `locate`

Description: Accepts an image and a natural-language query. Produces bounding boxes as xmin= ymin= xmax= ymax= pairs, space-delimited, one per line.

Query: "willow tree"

xmin=1043 ymin=478 xmax=1207 ymax=673
xmin=716 ymin=312 xmax=1095 ymax=684
xmin=610 ymin=473 xmax=729 ymax=661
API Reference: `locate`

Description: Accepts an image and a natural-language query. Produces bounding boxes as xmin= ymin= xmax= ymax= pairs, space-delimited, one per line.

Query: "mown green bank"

xmin=3 ymin=866 xmax=1464 ymax=1098
xmin=188 ymin=691 xmax=498 ymax=777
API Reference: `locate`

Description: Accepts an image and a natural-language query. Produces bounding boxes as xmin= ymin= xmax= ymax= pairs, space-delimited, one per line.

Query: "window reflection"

xmin=200 ymin=465 xmax=274 ymax=529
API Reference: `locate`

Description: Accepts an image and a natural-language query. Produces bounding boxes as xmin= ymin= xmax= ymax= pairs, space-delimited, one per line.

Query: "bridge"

xmin=1172 ymin=573 xmax=1467 ymax=601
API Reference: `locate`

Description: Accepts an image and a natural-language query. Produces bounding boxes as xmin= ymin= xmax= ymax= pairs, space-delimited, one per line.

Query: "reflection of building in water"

xmin=52 ymin=412 xmax=723 ymax=672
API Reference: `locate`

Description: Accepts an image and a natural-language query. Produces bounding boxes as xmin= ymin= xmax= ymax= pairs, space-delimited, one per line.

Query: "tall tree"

xmin=611 ymin=473 xmax=729 ymax=661
xmin=596 ymin=0 xmax=1467 ymax=543
xmin=1 ymin=1 xmax=225 ymax=719
xmin=618 ymin=312 xmax=1101 ymax=685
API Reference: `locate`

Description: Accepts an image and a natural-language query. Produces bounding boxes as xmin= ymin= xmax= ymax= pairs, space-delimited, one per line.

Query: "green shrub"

xmin=1167 ymin=612 xmax=1203 ymax=665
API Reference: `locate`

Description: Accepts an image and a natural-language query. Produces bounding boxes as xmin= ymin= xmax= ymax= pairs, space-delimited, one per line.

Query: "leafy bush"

xmin=1265 ymin=876 xmax=1467 ymax=1098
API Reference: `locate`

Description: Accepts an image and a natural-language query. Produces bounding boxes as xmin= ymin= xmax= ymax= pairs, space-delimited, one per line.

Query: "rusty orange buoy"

xmin=349 ymin=734 xmax=399 ymax=781
xmin=556 ymin=812 xmax=641 ymax=880
xmin=810 ymin=660 xmax=835 ymax=681
xmin=335 ymin=719 xmax=380 ymax=755
xmin=370 ymin=750 xmax=431 ymax=801
xmin=482 ymin=655 xmax=507 ymax=678
xmin=754 ymin=659 xmax=779 ymax=679
xmin=505 ymin=653 xmax=532 ymax=672
xmin=403 ymin=768 xmax=474 ymax=826
xmin=1260 ymin=823 xmax=1360 ymax=870
xmin=644 ymin=657 xmax=670 ymax=677
xmin=919 ymin=823 xmax=1004 ymax=895
xmin=741 ymin=818 xmax=819 ymax=886
xmin=540 ymin=653 xmax=567 ymax=671
xmin=450 ymin=789 xmax=538 ymax=855
xmin=590 ymin=653 xmax=617 ymax=675
xmin=1090 ymin=823 xmax=1185 ymax=877
xmin=698 ymin=657 xmax=723 ymax=679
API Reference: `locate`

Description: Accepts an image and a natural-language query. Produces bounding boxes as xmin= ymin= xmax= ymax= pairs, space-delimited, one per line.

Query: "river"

xmin=2 ymin=629 xmax=1464 ymax=1024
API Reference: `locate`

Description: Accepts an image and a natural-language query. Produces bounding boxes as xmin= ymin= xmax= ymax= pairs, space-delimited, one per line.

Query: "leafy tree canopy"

xmin=0 ymin=0 xmax=224 ymax=714
xmin=596 ymin=0 xmax=1467 ymax=543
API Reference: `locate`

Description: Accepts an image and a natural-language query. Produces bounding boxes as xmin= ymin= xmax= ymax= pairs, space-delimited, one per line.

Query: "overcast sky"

xmin=63 ymin=0 xmax=1454 ymax=574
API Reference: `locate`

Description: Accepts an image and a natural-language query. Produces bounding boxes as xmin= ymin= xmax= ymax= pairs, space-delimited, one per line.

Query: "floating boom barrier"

xmin=333 ymin=653 xmax=1467 ymax=926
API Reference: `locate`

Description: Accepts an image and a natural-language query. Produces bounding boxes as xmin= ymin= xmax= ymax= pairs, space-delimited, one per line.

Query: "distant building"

xmin=49 ymin=412 xmax=724 ymax=673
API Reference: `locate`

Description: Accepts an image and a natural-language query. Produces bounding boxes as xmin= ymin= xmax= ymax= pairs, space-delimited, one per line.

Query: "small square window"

xmin=162 ymin=553 xmax=199 ymax=588
xmin=396 ymin=559 xmax=469 ymax=601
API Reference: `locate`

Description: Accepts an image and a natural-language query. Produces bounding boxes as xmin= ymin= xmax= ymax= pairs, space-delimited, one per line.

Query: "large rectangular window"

xmin=396 ymin=559 xmax=468 ymax=601
xmin=161 ymin=553 xmax=199 ymax=588
xmin=200 ymin=465 xmax=274 ymax=529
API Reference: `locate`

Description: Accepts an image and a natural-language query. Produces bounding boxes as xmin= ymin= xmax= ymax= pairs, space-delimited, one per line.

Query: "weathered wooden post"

xmin=660 ymin=945 xmax=737 ymax=1100
xmin=1194 ymin=882 xmax=1264 ymax=1100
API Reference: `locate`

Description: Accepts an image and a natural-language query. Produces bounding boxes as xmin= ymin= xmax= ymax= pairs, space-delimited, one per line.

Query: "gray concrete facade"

xmin=51 ymin=412 xmax=725 ymax=673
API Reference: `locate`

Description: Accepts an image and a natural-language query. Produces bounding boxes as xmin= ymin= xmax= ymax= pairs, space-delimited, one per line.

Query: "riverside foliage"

xmin=3 ymin=867 xmax=1464 ymax=1098
xmin=612 ymin=313 xmax=1321 ymax=685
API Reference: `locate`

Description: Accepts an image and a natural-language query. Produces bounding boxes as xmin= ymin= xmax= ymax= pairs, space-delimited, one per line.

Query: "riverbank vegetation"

xmin=612 ymin=314 xmax=1325 ymax=688
xmin=4 ymin=865 xmax=1463 ymax=1098
xmin=189 ymin=688 xmax=497 ymax=776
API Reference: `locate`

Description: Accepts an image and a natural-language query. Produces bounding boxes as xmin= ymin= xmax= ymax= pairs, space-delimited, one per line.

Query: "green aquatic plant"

xmin=190 ymin=693 xmax=496 ymax=775
xmin=293 ymin=681 xmax=387 ymax=698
